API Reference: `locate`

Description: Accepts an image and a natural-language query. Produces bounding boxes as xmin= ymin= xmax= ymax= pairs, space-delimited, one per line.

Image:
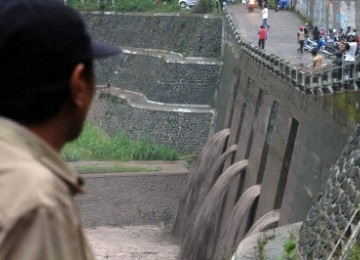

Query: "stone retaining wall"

xmin=83 ymin=13 xmax=222 ymax=153
xmin=88 ymin=88 xmax=214 ymax=153
xmin=95 ymin=53 xmax=221 ymax=105
xmin=83 ymin=12 xmax=222 ymax=58
xmin=298 ymin=125 xmax=360 ymax=258
xmin=76 ymin=172 xmax=188 ymax=227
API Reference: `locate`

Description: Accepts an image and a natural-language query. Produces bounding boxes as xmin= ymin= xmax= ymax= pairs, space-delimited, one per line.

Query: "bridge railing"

xmin=225 ymin=9 xmax=359 ymax=95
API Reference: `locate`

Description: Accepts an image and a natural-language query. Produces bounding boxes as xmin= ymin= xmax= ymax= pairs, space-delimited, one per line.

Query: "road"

xmin=226 ymin=3 xmax=327 ymax=67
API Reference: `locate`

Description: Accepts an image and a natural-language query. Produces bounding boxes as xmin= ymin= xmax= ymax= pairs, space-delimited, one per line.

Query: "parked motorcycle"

xmin=321 ymin=42 xmax=339 ymax=57
xmin=304 ymin=38 xmax=318 ymax=52
xmin=304 ymin=37 xmax=332 ymax=55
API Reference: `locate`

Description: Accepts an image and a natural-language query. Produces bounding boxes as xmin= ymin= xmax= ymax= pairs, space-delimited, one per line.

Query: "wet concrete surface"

xmin=85 ymin=226 xmax=179 ymax=260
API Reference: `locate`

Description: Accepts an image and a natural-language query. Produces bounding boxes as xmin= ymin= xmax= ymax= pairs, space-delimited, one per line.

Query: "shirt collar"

xmin=0 ymin=117 xmax=83 ymax=193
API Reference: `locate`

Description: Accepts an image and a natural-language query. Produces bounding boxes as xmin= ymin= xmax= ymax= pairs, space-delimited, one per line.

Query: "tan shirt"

xmin=0 ymin=117 xmax=95 ymax=260
xmin=297 ymin=30 xmax=305 ymax=41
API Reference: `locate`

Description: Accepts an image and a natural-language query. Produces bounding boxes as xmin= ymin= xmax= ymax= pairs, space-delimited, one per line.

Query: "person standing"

xmin=311 ymin=49 xmax=323 ymax=71
xmin=344 ymin=36 xmax=357 ymax=79
xmin=303 ymin=23 xmax=310 ymax=46
xmin=312 ymin=26 xmax=320 ymax=41
xmin=275 ymin=0 xmax=279 ymax=11
xmin=258 ymin=25 xmax=267 ymax=49
xmin=312 ymin=26 xmax=321 ymax=49
xmin=346 ymin=26 xmax=352 ymax=40
xmin=261 ymin=4 xmax=270 ymax=29
xmin=332 ymin=52 xmax=343 ymax=80
xmin=297 ymin=26 xmax=305 ymax=54
xmin=338 ymin=28 xmax=346 ymax=40
xmin=0 ymin=0 xmax=120 ymax=259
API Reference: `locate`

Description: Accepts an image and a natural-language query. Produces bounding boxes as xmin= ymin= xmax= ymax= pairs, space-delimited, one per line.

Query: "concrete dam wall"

xmin=81 ymin=10 xmax=360 ymax=258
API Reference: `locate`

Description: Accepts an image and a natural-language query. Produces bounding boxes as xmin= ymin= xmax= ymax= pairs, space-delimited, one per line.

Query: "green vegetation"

xmin=61 ymin=122 xmax=179 ymax=161
xmin=266 ymin=0 xmax=277 ymax=9
xmin=257 ymin=234 xmax=275 ymax=259
xmin=72 ymin=164 xmax=161 ymax=173
xmin=67 ymin=0 xmax=178 ymax=12
xmin=192 ymin=0 xmax=215 ymax=13
xmin=66 ymin=0 xmax=217 ymax=13
xmin=349 ymin=243 xmax=360 ymax=260
xmin=282 ymin=239 xmax=297 ymax=259
xmin=278 ymin=233 xmax=299 ymax=260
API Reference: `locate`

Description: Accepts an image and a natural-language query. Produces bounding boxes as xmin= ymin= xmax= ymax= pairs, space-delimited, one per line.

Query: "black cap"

xmin=0 ymin=0 xmax=121 ymax=87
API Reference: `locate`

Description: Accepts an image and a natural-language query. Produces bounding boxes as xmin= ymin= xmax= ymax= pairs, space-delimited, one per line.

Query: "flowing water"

xmin=179 ymin=160 xmax=248 ymax=260
xmin=246 ymin=210 xmax=280 ymax=236
xmin=172 ymin=129 xmax=230 ymax=239
xmin=181 ymin=144 xmax=238 ymax=239
xmin=214 ymin=185 xmax=261 ymax=260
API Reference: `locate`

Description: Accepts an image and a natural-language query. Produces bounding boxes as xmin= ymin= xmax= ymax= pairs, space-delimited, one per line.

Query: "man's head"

xmin=0 ymin=0 xmax=120 ymax=144
xmin=311 ymin=49 xmax=318 ymax=56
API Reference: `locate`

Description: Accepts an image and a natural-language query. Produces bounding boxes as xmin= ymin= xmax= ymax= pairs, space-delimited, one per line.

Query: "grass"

xmin=72 ymin=164 xmax=161 ymax=173
xmin=61 ymin=122 xmax=179 ymax=161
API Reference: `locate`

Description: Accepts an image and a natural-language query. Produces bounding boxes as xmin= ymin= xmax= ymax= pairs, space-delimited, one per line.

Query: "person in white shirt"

xmin=344 ymin=36 xmax=357 ymax=78
xmin=262 ymin=4 xmax=270 ymax=29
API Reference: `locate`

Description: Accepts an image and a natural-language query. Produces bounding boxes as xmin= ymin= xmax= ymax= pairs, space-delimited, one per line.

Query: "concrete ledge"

xmin=233 ymin=222 xmax=302 ymax=260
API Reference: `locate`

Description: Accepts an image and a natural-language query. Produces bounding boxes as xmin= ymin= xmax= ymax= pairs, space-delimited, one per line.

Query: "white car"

xmin=178 ymin=0 xmax=198 ymax=8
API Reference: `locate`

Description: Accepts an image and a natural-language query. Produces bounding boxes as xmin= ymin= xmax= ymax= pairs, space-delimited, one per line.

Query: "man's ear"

xmin=69 ymin=63 xmax=92 ymax=108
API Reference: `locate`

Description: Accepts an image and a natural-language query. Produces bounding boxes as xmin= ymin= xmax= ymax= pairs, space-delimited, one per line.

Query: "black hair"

xmin=311 ymin=49 xmax=318 ymax=56
xmin=0 ymin=60 xmax=93 ymax=124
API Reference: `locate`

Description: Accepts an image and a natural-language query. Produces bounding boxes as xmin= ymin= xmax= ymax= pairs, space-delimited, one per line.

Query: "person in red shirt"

xmin=258 ymin=25 xmax=267 ymax=49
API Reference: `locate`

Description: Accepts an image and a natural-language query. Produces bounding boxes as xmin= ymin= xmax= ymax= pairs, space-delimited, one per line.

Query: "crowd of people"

xmin=297 ymin=24 xmax=359 ymax=72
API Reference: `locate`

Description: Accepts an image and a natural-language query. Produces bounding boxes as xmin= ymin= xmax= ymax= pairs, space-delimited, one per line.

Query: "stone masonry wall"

xmin=82 ymin=12 xmax=222 ymax=58
xmin=95 ymin=53 xmax=220 ymax=105
xmin=76 ymin=172 xmax=188 ymax=227
xmin=298 ymin=125 xmax=360 ymax=258
xmin=88 ymin=89 xmax=214 ymax=153
xmin=82 ymin=13 xmax=222 ymax=153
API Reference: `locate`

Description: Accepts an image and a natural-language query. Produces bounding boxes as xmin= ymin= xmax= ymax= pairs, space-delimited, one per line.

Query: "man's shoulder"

xmin=0 ymin=146 xmax=73 ymax=223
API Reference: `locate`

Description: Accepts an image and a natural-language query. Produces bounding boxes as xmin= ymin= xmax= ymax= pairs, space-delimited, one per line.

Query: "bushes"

xmin=61 ymin=122 xmax=179 ymax=161
xmin=66 ymin=0 xmax=217 ymax=13
xmin=192 ymin=0 xmax=215 ymax=13
xmin=67 ymin=0 xmax=180 ymax=13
